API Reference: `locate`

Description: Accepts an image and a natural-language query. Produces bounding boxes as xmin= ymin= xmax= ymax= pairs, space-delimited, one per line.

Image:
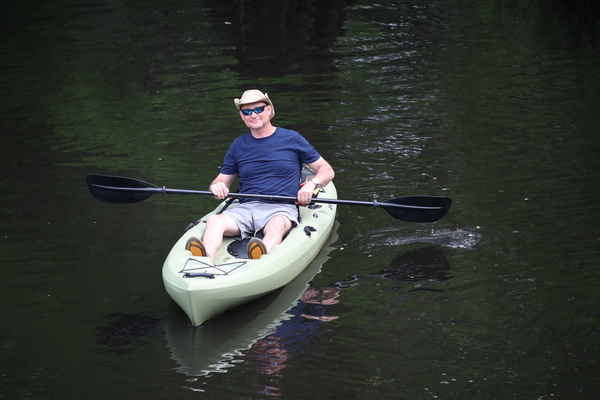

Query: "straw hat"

xmin=233 ymin=89 xmax=275 ymax=118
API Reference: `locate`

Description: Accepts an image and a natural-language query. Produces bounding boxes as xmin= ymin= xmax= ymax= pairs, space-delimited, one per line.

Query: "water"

xmin=1 ymin=0 xmax=600 ymax=398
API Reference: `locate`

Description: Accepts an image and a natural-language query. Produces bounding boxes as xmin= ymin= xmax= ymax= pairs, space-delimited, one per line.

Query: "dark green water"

xmin=2 ymin=0 xmax=600 ymax=398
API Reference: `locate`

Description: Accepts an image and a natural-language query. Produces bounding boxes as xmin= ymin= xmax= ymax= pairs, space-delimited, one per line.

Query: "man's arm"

xmin=298 ymin=157 xmax=335 ymax=204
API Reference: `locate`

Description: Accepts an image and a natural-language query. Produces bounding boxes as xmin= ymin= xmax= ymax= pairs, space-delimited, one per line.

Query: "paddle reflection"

xmin=335 ymin=245 xmax=452 ymax=291
xmin=375 ymin=245 xmax=452 ymax=290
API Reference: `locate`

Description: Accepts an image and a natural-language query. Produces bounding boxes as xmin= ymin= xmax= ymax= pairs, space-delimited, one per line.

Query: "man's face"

xmin=239 ymin=101 xmax=271 ymax=129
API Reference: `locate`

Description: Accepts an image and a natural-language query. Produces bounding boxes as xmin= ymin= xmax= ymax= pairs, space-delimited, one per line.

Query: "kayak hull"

xmin=162 ymin=180 xmax=337 ymax=327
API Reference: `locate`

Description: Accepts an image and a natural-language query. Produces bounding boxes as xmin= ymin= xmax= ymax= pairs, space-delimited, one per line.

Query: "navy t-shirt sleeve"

xmin=295 ymin=134 xmax=321 ymax=165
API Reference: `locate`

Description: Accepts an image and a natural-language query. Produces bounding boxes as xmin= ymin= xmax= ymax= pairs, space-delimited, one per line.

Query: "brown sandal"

xmin=185 ymin=237 xmax=207 ymax=257
xmin=247 ymin=237 xmax=267 ymax=260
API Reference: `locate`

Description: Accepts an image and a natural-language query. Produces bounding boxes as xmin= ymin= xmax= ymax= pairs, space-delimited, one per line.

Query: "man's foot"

xmin=185 ymin=237 xmax=207 ymax=257
xmin=247 ymin=237 xmax=267 ymax=260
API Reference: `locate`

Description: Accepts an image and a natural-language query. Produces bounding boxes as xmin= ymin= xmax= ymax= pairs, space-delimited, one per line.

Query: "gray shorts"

xmin=223 ymin=201 xmax=299 ymax=239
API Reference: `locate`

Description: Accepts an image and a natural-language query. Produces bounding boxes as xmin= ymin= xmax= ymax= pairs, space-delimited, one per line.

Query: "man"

xmin=186 ymin=89 xmax=335 ymax=261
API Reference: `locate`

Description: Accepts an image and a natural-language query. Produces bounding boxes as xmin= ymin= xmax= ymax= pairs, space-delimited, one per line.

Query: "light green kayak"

xmin=162 ymin=173 xmax=337 ymax=327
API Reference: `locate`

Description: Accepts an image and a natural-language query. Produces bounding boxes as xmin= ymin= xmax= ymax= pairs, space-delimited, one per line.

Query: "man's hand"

xmin=210 ymin=181 xmax=230 ymax=199
xmin=297 ymin=181 xmax=317 ymax=205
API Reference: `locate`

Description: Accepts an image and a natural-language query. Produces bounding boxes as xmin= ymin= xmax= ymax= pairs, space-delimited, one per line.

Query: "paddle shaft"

xmin=90 ymin=183 xmax=444 ymax=211
xmin=86 ymin=174 xmax=451 ymax=222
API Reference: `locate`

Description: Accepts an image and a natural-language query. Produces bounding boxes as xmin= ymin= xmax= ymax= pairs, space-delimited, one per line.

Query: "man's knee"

xmin=206 ymin=213 xmax=224 ymax=226
xmin=265 ymin=215 xmax=292 ymax=233
xmin=206 ymin=213 xmax=238 ymax=234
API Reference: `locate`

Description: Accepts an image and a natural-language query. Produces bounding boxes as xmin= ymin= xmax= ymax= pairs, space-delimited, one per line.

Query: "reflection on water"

xmin=385 ymin=227 xmax=483 ymax=250
xmin=95 ymin=313 xmax=164 ymax=355
xmin=166 ymin=233 xmax=457 ymax=396
xmin=209 ymin=245 xmax=453 ymax=396
xmin=245 ymin=287 xmax=340 ymax=396
xmin=362 ymin=226 xmax=483 ymax=251
xmin=374 ymin=246 xmax=451 ymax=286
xmin=334 ymin=245 xmax=452 ymax=292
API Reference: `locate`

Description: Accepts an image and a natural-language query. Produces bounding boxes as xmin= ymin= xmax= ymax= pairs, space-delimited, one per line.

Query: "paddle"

xmin=86 ymin=174 xmax=451 ymax=223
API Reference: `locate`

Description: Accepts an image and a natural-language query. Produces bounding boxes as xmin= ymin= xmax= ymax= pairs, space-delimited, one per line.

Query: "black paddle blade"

xmin=86 ymin=174 xmax=158 ymax=204
xmin=380 ymin=196 xmax=452 ymax=223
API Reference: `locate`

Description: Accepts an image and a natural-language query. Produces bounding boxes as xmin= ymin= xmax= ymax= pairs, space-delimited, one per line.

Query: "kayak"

xmin=161 ymin=169 xmax=338 ymax=327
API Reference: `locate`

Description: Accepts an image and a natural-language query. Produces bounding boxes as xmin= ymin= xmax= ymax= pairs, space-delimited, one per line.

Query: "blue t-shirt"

xmin=220 ymin=127 xmax=321 ymax=200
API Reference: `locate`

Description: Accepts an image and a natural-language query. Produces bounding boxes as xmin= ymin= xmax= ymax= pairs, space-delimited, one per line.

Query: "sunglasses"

xmin=240 ymin=105 xmax=268 ymax=116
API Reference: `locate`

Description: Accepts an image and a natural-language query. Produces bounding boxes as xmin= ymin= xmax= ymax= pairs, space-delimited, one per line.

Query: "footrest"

xmin=227 ymin=237 xmax=252 ymax=259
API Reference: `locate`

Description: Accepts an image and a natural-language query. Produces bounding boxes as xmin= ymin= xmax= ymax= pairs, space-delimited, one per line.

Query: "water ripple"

xmin=369 ymin=227 xmax=483 ymax=250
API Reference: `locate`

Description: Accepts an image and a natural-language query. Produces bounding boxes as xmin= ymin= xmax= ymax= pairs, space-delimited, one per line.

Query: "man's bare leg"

xmin=261 ymin=215 xmax=293 ymax=250
xmin=202 ymin=213 xmax=240 ymax=259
